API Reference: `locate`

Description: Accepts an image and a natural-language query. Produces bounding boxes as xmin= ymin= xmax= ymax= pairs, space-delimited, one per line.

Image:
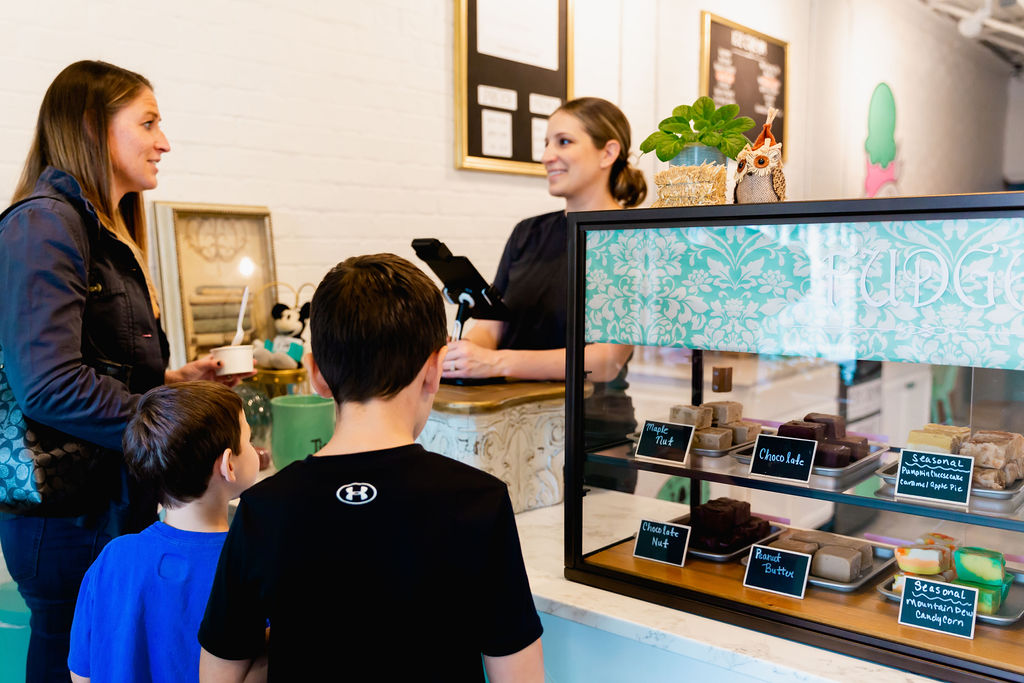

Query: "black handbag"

xmin=0 ymin=196 xmax=103 ymax=513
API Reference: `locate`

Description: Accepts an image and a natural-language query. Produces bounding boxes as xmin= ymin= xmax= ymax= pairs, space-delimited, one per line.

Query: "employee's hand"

xmin=443 ymin=340 xmax=503 ymax=379
xmin=165 ymin=355 xmax=256 ymax=387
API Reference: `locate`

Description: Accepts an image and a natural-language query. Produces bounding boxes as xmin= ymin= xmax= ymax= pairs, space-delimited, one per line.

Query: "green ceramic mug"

xmin=270 ymin=394 xmax=335 ymax=469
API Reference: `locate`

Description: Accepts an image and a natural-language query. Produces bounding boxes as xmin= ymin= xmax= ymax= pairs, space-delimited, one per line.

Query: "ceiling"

xmin=923 ymin=0 xmax=1024 ymax=68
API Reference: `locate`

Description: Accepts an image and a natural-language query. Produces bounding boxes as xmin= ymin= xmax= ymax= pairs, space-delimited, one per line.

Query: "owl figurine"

xmin=733 ymin=108 xmax=785 ymax=204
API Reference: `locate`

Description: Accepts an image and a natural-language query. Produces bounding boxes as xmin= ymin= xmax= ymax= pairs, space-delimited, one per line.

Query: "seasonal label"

xmin=747 ymin=434 xmax=816 ymax=483
xmin=742 ymin=544 xmax=812 ymax=599
xmin=632 ymin=519 xmax=691 ymax=567
xmin=895 ymin=451 xmax=974 ymax=507
xmin=634 ymin=420 xmax=694 ymax=463
xmin=898 ymin=576 xmax=978 ymax=640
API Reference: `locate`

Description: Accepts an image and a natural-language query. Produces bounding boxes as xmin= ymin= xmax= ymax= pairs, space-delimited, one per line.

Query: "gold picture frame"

xmin=150 ymin=202 xmax=278 ymax=367
xmin=699 ymin=11 xmax=788 ymax=162
xmin=455 ymin=0 xmax=573 ymax=175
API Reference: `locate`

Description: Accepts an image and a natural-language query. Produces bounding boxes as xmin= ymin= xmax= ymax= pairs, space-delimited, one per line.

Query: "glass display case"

xmin=565 ymin=194 xmax=1024 ymax=681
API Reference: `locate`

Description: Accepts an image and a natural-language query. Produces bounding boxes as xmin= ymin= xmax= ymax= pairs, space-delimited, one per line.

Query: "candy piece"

xmin=690 ymin=498 xmax=749 ymax=536
xmin=828 ymin=435 xmax=869 ymax=461
xmin=711 ymin=366 xmax=733 ymax=392
xmin=804 ymin=413 xmax=846 ymax=439
xmin=918 ymin=532 xmax=958 ymax=551
xmin=693 ymin=427 xmax=733 ymax=450
xmin=1001 ymin=573 xmax=1014 ymax=602
xmin=777 ymin=420 xmax=826 ymax=442
xmin=906 ymin=429 xmax=957 ymax=454
xmin=895 ymin=545 xmax=951 ymax=575
xmin=736 ymin=516 xmax=768 ymax=541
xmin=811 ymin=545 xmax=862 ymax=582
xmin=770 ymin=538 xmax=818 ymax=555
xmin=723 ymin=420 xmax=762 ymax=443
xmin=814 ymin=442 xmax=851 ymax=468
xmin=959 ymin=431 xmax=1024 ymax=469
xmin=953 ymin=547 xmax=1006 ymax=586
xmin=825 ymin=537 xmax=874 ymax=567
xmin=668 ymin=404 xmax=713 ymax=429
xmin=923 ymin=424 xmax=970 ymax=452
xmin=893 ymin=570 xmax=953 ymax=594
xmin=953 ymin=579 xmax=1003 ymax=615
xmin=708 ymin=497 xmax=751 ymax=525
xmin=972 ymin=466 xmax=1007 ymax=490
xmin=703 ymin=401 xmax=743 ymax=425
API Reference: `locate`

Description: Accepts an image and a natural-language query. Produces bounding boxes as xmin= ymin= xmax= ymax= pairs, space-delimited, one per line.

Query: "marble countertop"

xmin=516 ymin=491 xmax=936 ymax=683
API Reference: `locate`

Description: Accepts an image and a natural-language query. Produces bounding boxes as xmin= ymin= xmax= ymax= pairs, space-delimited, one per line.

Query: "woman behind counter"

xmin=443 ymin=97 xmax=645 ymax=455
xmin=0 ymin=61 xmax=244 ymax=683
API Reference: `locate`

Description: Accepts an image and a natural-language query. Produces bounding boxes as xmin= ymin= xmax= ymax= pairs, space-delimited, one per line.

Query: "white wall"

xmin=0 ymin=0 xmax=1014 ymax=316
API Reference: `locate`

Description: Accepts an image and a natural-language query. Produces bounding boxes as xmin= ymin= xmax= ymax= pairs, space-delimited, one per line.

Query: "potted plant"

xmin=640 ymin=96 xmax=755 ymax=163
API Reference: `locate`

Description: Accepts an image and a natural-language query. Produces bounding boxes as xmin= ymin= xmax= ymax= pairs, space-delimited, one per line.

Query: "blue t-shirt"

xmin=69 ymin=521 xmax=228 ymax=682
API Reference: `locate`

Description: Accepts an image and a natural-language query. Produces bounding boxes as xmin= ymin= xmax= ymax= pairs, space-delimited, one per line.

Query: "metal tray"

xmin=668 ymin=514 xmax=783 ymax=562
xmin=875 ymin=461 xmax=1024 ymax=500
xmin=876 ymin=572 xmax=1024 ymax=626
xmin=741 ymin=541 xmax=896 ymax=592
xmin=731 ymin=443 xmax=885 ymax=490
xmin=627 ymin=431 xmax=755 ymax=458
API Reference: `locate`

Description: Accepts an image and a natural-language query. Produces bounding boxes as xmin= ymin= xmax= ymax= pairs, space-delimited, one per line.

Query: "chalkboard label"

xmin=895 ymin=450 xmax=974 ymax=507
xmin=898 ymin=576 xmax=978 ymax=640
xmin=632 ymin=519 xmax=691 ymax=567
xmin=742 ymin=544 xmax=811 ymax=599
xmin=634 ymin=420 xmax=695 ymax=463
xmin=747 ymin=434 xmax=816 ymax=483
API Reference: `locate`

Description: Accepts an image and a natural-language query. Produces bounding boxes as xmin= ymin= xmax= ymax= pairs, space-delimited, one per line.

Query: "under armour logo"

xmin=336 ymin=482 xmax=377 ymax=505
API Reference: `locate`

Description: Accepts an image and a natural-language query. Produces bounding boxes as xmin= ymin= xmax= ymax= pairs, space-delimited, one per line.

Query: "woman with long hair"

xmin=0 ymin=60 xmax=247 ymax=682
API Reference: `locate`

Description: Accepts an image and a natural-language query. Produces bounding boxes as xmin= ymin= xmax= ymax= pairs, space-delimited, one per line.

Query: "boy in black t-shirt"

xmin=198 ymin=254 xmax=544 ymax=682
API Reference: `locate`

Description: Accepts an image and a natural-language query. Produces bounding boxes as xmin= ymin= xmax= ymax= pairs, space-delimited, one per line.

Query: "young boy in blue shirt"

xmin=69 ymin=381 xmax=262 ymax=683
xmin=198 ymin=254 xmax=544 ymax=682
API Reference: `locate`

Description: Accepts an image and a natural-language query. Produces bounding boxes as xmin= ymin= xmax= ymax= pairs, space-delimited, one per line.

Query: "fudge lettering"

xmin=742 ymin=544 xmax=812 ymax=598
xmin=633 ymin=519 xmax=690 ymax=567
xmin=748 ymin=434 xmax=816 ymax=482
xmin=634 ymin=420 xmax=694 ymax=462
xmin=899 ymin=576 xmax=978 ymax=639
xmin=895 ymin=450 xmax=973 ymax=506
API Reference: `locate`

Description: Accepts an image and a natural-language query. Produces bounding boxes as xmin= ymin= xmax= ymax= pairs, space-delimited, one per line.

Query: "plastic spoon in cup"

xmin=231 ymin=286 xmax=250 ymax=346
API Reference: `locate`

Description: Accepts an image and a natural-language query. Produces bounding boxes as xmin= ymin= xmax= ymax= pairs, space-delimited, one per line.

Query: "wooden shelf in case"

xmin=585 ymin=537 xmax=1024 ymax=677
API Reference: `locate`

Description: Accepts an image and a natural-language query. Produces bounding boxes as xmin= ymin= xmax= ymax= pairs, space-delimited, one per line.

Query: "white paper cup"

xmin=210 ymin=345 xmax=255 ymax=376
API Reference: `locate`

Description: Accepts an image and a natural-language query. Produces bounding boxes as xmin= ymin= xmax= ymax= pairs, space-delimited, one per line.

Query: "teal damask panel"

xmin=584 ymin=219 xmax=1024 ymax=370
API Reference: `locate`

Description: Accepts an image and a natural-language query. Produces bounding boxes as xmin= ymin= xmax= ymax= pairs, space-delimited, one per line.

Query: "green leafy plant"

xmin=640 ymin=96 xmax=755 ymax=162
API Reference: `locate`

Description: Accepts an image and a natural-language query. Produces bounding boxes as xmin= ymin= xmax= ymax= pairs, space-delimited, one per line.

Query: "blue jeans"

xmin=0 ymin=515 xmax=112 ymax=683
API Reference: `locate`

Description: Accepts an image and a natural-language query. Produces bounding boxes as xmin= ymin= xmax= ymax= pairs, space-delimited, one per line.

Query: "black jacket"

xmin=0 ymin=166 xmax=168 ymax=519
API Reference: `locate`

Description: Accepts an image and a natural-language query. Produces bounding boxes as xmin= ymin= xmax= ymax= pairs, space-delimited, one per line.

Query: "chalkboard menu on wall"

xmin=455 ymin=0 xmax=572 ymax=176
xmin=700 ymin=12 xmax=787 ymax=159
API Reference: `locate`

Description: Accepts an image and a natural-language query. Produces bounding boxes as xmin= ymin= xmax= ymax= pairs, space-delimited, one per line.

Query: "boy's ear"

xmin=307 ymin=354 xmax=333 ymax=399
xmin=217 ymin=448 xmax=236 ymax=483
xmin=423 ymin=344 xmax=448 ymax=393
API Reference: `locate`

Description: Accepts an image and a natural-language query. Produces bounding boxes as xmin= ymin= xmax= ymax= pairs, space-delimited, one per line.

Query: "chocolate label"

xmin=895 ymin=450 xmax=974 ymax=507
xmin=747 ymin=434 xmax=816 ymax=483
xmin=632 ymin=519 xmax=691 ymax=567
xmin=742 ymin=544 xmax=811 ymax=599
xmin=898 ymin=576 xmax=978 ymax=639
xmin=634 ymin=420 xmax=694 ymax=463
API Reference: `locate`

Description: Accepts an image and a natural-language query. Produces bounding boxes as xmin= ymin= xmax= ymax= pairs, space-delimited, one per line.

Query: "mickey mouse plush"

xmin=253 ymin=301 xmax=310 ymax=369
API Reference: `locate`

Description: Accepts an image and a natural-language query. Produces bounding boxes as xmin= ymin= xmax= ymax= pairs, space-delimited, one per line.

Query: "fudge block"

xmin=804 ymin=412 xmax=846 ymax=440
xmin=895 ymin=544 xmax=951 ymax=575
xmin=824 ymin=536 xmax=874 ymax=567
xmin=693 ymin=427 xmax=733 ymax=450
xmin=953 ymin=579 xmax=1003 ymax=615
xmin=953 ymin=547 xmax=1006 ymax=586
xmin=777 ymin=420 xmax=826 ymax=442
xmin=906 ymin=429 xmax=957 ymax=454
xmin=893 ymin=569 xmax=955 ymax=594
xmin=972 ymin=466 xmax=1007 ymax=490
xmin=922 ymin=424 xmax=970 ymax=452
xmin=828 ymin=435 xmax=869 ymax=461
xmin=736 ymin=516 xmax=768 ymax=541
xmin=918 ymin=532 xmax=958 ymax=550
xmin=723 ymin=420 xmax=762 ymax=444
xmin=1001 ymin=573 xmax=1014 ymax=602
xmin=711 ymin=366 xmax=733 ymax=393
xmin=813 ymin=442 xmax=851 ymax=469
xmin=708 ymin=497 xmax=751 ymax=525
xmin=690 ymin=498 xmax=744 ymax=536
xmin=811 ymin=545 xmax=862 ymax=582
xmin=668 ymin=404 xmax=713 ymax=429
xmin=959 ymin=431 xmax=1024 ymax=469
xmin=770 ymin=538 xmax=818 ymax=555
xmin=704 ymin=401 xmax=743 ymax=425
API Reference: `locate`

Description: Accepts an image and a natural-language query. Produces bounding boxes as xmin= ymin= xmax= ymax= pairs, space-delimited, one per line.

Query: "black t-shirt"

xmin=493 ymin=210 xmax=568 ymax=351
xmin=198 ymin=444 xmax=542 ymax=680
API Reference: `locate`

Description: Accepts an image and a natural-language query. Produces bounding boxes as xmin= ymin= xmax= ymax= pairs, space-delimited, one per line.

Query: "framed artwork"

xmin=150 ymin=202 xmax=278 ymax=367
xmin=455 ymin=0 xmax=573 ymax=175
xmin=700 ymin=11 xmax=788 ymax=160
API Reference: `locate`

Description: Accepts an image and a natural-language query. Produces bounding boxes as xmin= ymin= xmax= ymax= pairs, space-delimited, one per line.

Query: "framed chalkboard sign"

xmin=455 ymin=0 xmax=573 ymax=175
xmin=699 ymin=12 xmax=787 ymax=160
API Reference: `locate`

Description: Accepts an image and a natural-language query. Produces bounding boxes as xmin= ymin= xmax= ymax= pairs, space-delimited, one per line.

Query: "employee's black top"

xmin=199 ymin=444 xmax=542 ymax=681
